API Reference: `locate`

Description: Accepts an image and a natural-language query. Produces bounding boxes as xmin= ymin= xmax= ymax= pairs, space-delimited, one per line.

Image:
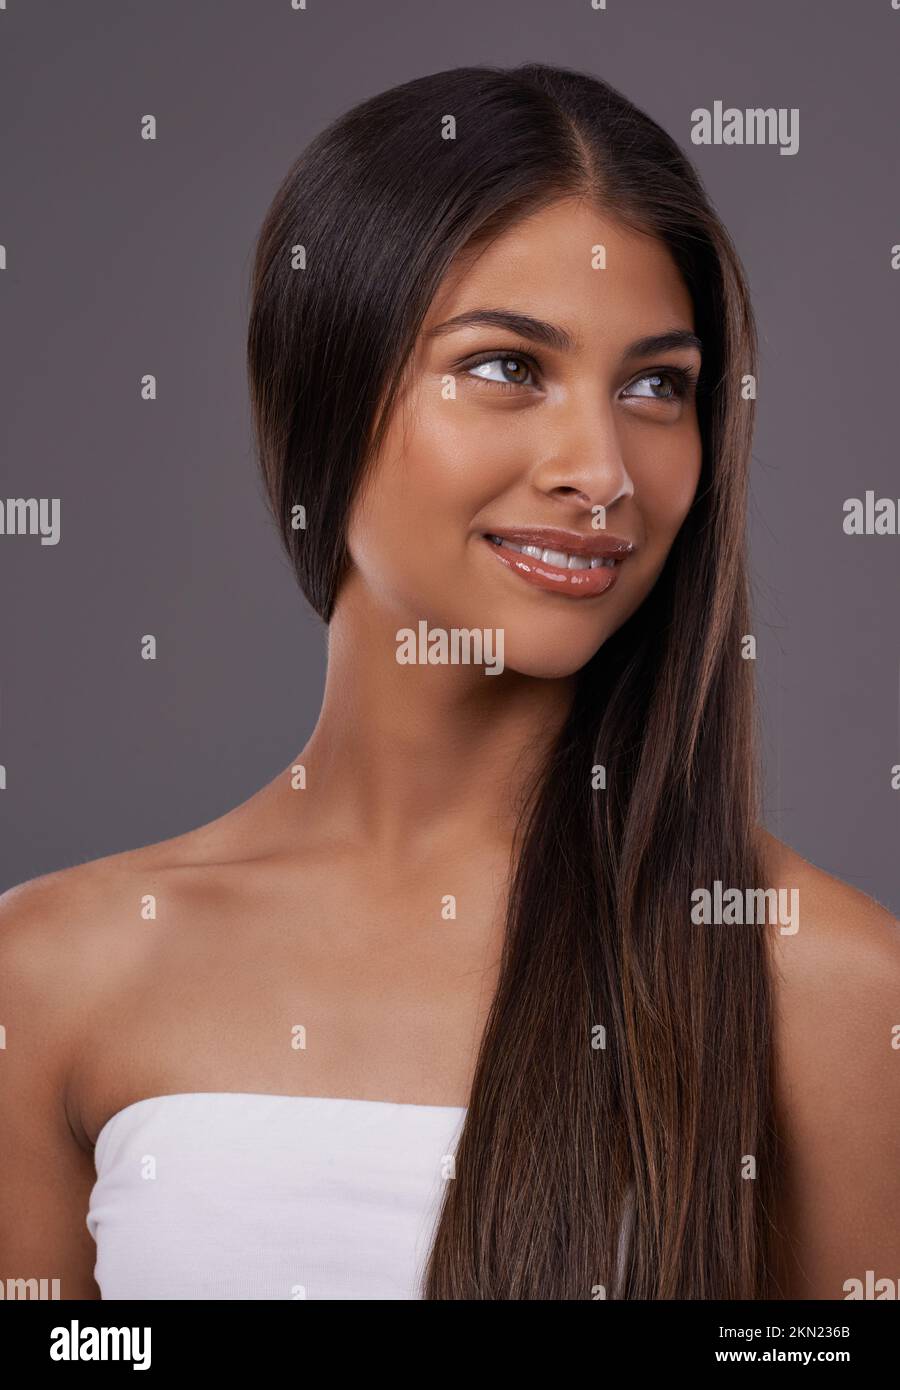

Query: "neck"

xmin=287 ymin=573 xmax=576 ymax=859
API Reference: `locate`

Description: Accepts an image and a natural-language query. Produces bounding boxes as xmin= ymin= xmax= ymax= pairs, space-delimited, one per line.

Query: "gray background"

xmin=1 ymin=1 xmax=898 ymax=911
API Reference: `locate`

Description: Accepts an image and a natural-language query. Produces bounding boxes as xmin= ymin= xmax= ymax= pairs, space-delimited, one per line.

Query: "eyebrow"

xmin=426 ymin=308 xmax=702 ymax=359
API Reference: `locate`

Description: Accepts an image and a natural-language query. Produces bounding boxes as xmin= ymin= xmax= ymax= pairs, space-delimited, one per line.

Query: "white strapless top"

xmin=86 ymin=1092 xmax=466 ymax=1300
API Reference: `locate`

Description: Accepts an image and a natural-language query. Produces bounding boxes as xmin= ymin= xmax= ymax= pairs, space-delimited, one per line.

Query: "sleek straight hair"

xmin=247 ymin=63 xmax=780 ymax=1298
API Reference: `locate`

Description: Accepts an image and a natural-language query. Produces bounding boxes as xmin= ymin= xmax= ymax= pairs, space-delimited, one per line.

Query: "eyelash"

xmin=460 ymin=349 xmax=701 ymax=401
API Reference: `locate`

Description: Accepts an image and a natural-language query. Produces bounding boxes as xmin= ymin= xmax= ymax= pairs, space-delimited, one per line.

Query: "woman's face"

xmin=344 ymin=196 xmax=703 ymax=678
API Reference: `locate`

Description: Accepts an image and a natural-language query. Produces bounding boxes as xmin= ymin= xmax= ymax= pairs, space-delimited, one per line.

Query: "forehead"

xmin=422 ymin=196 xmax=695 ymax=347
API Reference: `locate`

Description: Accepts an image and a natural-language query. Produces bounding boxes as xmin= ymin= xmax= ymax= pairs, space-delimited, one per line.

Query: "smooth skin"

xmin=1 ymin=198 xmax=897 ymax=1300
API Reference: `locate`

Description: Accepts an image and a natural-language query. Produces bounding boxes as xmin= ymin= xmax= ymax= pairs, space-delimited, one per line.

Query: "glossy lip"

xmin=483 ymin=525 xmax=635 ymax=558
xmin=479 ymin=526 xmax=636 ymax=598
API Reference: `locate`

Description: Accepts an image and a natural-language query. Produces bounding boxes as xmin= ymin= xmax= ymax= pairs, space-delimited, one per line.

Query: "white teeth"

xmin=487 ymin=535 xmax=616 ymax=569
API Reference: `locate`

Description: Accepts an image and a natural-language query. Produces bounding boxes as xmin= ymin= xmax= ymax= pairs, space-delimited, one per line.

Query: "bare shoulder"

xmin=756 ymin=829 xmax=900 ymax=1297
xmin=757 ymin=827 xmax=899 ymax=981
xmin=0 ymin=821 xmax=223 ymax=966
xmin=0 ymin=800 xmax=271 ymax=1050
xmin=0 ymin=757 xmax=303 ymax=1028
xmin=0 ymin=763 xmax=293 ymax=940
xmin=758 ymin=826 xmax=899 ymax=1062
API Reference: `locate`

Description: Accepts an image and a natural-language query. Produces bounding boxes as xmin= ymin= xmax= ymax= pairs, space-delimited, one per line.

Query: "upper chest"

xmin=76 ymin=853 xmax=508 ymax=1142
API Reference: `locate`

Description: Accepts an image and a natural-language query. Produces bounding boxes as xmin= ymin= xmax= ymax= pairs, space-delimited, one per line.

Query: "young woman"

xmin=1 ymin=63 xmax=897 ymax=1302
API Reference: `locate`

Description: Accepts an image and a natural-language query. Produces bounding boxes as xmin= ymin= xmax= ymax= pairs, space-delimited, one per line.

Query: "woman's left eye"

xmin=623 ymin=370 xmax=694 ymax=401
xmin=466 ymin=355 xmax=536 ymax=388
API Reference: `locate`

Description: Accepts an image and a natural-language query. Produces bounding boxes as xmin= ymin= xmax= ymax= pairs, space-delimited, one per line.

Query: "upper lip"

xmin=482 ymin=526 xmax=636 ymax=558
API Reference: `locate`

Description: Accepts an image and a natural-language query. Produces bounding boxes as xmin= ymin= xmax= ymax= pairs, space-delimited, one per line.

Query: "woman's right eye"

xmin=465 ymin=355 xmax=537 ymax=389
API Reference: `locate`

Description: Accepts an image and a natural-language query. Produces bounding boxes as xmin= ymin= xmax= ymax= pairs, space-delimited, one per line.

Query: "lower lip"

xmin=481 ymin=535 xmax=622 ymax=598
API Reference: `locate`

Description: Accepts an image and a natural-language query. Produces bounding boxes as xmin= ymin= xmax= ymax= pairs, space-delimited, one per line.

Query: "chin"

xmin=495 ymin=629 xmax=612 ymax=680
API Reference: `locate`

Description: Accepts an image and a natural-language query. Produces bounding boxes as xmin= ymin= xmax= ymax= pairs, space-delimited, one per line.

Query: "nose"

xmin=529 ymin=394 xmax=634 ymax=518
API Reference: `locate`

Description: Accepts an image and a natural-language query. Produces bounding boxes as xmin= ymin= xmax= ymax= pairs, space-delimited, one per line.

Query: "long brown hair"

xmin=247 ymin=62 xmax=779 ymax=1298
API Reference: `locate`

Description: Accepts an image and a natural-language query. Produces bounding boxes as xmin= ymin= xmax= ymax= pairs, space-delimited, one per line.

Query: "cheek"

xmin=345 ymin=394 xmax=492 ymax=583
xmin=367 ymin=395 xmax=514 ymax=541
xmin=411 ymin=393 xmax=519 ymax=515
xmin=631 ymin=429 xmax=702 ymax=542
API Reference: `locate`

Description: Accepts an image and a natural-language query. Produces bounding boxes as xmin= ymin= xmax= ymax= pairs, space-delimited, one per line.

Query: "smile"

xmin=481 ymin=528 xmax=634 ymax=599
xmin=487 ymin=536 xmax=616 ymax=569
